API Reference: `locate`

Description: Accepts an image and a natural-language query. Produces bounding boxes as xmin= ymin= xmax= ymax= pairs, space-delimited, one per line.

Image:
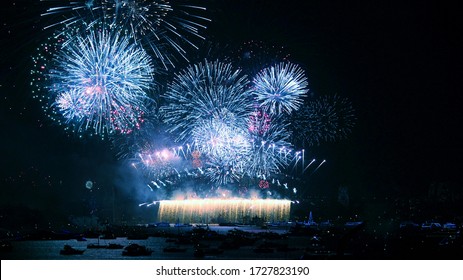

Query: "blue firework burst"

xmin=252 ymin=62 xmax=309 ymax=115
xmin=292 ymin=94 xmax=356 ymax=146
xmin=35 ymin=26 xmax=155 ymax=138
xmin=40 ymin=0 xmax=210 ymax=69
xmin=245 ymin=110 xmax=292 ymax=179
xmin=160 ymin=59 xmax=254 ymax=142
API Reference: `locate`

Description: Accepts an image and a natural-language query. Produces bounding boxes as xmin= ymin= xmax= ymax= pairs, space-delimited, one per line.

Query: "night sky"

xmin=0 ymin=0 xmax=462 ymax=223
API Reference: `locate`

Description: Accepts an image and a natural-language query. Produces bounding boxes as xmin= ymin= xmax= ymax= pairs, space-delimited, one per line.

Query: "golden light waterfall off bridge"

xmin=157 ymin=199 xmax=291 ymax=224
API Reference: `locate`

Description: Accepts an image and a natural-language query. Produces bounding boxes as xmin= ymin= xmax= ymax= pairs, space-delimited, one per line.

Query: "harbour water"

xmin=2 ymin=223 xmax=462 ymax=260
xmin=1 ymin=226 xmax=312 ymax=260
xmin=2 ymin=238 xmax=316 ymax=260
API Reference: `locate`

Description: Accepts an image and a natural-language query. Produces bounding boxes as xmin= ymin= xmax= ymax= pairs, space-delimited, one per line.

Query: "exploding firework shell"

xmin=248 ymin=107 xmax=272 ymax=135
xmin=252 ymin=62 xmax=309 ymax=115
xmin=40 ymin=0 xmax=210 ymax=69
xmin=244 ymin=110 xmax=293 ymax=179
xmin=291 ymin=94 xmax=356 ymax=146
xmin=193 ymin=117 xmax=250 ymax=161
xmin=105 ymin=0 xmax=210 ymax=68
xmin=190 ymin=117 xmax=251 ymax=185
xmin=160 ymin=59 xmax=254 ymax=142
xmin=34 ymin=25 xmax=156 ymax=138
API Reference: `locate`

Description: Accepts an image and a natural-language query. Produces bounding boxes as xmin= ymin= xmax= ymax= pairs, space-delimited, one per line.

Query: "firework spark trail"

xmin=107 ymin=0 xmax=210 ymax=68
xmin=244 ymin=109 xmax=292 ymax=179
xmin=311 ymin=159 xmax=326 ymax=175
xmin=126 ymin=132 xmax=308 ymax=196
xmin=40 ymin=0 xmax=104 ymax=30
xmin=35 ymin=26 xmax=155 ymax=137
xmin=193 ymin=117 xmax=250 ymax=185
xmin=303 ymin=158 xmax=316 ymax=173
xmin=252 ymin=62 xmax=309 ymax=115
xmin=55 ymin=89 xmax=91 ymax=123
xmin=204 ymin=156 xmax=243 ymax=186
xmin=33 ymin=1 xmax=349 ymax=203
xmin=160 ymin=59 xmax=253 ymax=142
xmin=192 ymin=117 xmax=250 ymax=164
xmin=292 ymin=94 xmax=356 ymax=146
xmin=40 ymin=0 xmax=210 ymax=69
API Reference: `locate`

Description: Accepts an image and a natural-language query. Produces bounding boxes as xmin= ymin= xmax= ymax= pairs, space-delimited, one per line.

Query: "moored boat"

xmin=122 ymin=244 xmax=152 ymax=256
xmin=60 ymin=245 xmax=85 ymax=255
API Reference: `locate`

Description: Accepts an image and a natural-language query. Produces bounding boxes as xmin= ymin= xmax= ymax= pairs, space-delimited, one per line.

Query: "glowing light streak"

xmin=303 ymin=159 xmax=316 ymax=173
xmin=158 ymin=199 xmax=291 ymax=224
xmin=311 ymin=159 xmax=326 ymax=175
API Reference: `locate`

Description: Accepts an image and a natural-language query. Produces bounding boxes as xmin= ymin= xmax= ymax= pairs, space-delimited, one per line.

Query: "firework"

xmin=292 ymin=94 xmax=356 ymax=146
xmin=39 ymin=0 xmax=104 ymax=30
xmin=111 ymin=114 xmax=197 ymax=183
xmin=54 ymin=89 xmax=92 ymax=123
xmin=136 ymin=147 xmax=185 ymax=181
xmin=109 ymin=109 xmax=167 ymax=160
xmin=108 ymin=0 xmax=210 ymax=66
xmin=252 ymin=62 xmax=309 ymax=115
xmin=193 ymin=118 xmax=250 ymax=162
xmin=160 ymin=59 xmax=253 ymax=142
xmin=33 ymin=26 xmax=155 ymax=138
xmin=245 ymin=111 xmax=293 ymax=179
xmin=191 ymin=116 xmax=250 ymax=185
xmin=127 ymin=120 xmax=250 ymax=187
xmin=248 ymin=107 xmax=272 ymax=136
xmin=157 ymin=198 xmax=291 ymax=223
xmin=40 ymin=0 xmax=210 ymax=69
xmin=130 ymin=141 xmax=308 ymax=200
xmin=33 ymin=2 xmax=335 ymax=206
xmin=203 ymin=156 xmax=243 ymax=186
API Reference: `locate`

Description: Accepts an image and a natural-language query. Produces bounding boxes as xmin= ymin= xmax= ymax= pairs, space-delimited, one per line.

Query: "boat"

xmin=122 ymin=244 xmax=153 ymax=256
xmin=87 ymin=242 xmax=124 ymax=249
xmin=60 ymin=245 xmax=85 ymax=255
xmin=87 ymin=236 xmax=124 ymax=249
xmin=87 ymin=236 xmax=107 ymax=249
xmin=100 ymin=232 xmax=117 ymax=239
xmin=106 ymin=243 xmax=124 ymax=249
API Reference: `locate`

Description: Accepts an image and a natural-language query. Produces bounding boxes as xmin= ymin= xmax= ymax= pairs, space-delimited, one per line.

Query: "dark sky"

xmin=0 ymin=0 xmax=462 ymax=220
